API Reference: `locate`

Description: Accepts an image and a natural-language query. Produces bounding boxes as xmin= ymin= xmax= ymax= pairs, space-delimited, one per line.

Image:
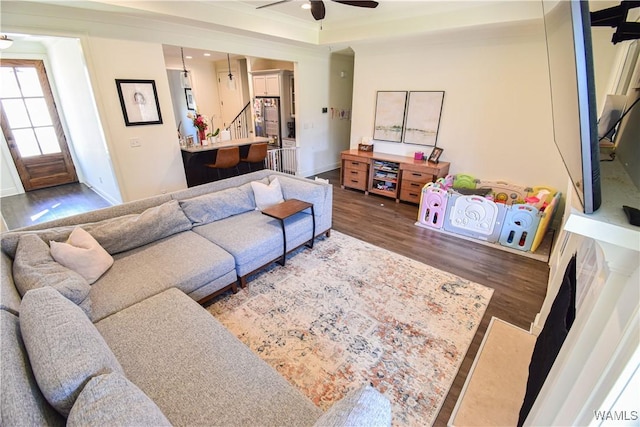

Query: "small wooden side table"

xmin=261 ymin=199 xmax=315 ymax=266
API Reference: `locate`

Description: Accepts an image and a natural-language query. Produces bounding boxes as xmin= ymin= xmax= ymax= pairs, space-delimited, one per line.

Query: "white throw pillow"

xmin=251 ymin=177 xmax=285 ymax=210
xmin=50 ymin=227 xmax=114 ymax=284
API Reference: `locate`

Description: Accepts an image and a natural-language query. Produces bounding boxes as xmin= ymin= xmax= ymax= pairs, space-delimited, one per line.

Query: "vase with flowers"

xmin=187 ymin=112 xmax=208 ymax=144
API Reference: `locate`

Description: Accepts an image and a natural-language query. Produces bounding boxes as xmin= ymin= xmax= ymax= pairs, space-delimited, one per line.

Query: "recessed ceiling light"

xmin=301 ymin=3 xmax=311 ymax=10
xmin=185 ymin=55 xmax=193 ymax=59
xmin=204 ymin=53 xmax=211 ymax=57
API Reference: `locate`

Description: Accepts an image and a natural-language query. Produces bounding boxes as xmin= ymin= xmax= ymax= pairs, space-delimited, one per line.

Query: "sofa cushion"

xmin=83 ymin=200 xmax=192 ymax=255
xmin=0 ymin=200 xmax=191 ymax=259
xmin=19 ymin=287 xmax=124 ymax=416
xmin=67 ymin=373 xmax=171 ymax=427
xmin=50 ymin=227 xmax=114 ymax=284
xmin=313 ymin=385 xmax=392 ymax=427
xmin=272 ymin=174 xmax=326 ymax=215
xmin=96 ymin=288 xmax=323 ymax=426
xmin=1 ymin=251 xmax=21 ymax=315
xmin=12 ymin=234 xmax=91 ymax=306
xmin=193 ymin=210 xmax=314 ymax=277
xmin=0 ymin=310 xmax=65 ymax=426
xmin=251 ymin=177 xmax=284 ymax=210
xmin=179 ymin=185 xmax=255 ymax=225
xmin=88 ymin=231 xmax=235 ymax=322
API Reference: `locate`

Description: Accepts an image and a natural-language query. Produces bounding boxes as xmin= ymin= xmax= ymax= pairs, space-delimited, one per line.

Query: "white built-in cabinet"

xmin=252 ymin=73 xmax=280 ymax=97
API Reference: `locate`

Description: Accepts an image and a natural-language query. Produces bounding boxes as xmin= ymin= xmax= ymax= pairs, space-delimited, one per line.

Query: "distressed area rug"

xmin=207 ymin=230 xmax=493 ymax=426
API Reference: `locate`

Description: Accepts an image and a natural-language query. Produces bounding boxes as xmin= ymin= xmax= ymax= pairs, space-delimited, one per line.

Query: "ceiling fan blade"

xmin=310 ymin=0 xmax=326 ymax=20
xmin=256 ymin=0 xmax=292 ymax=10
xmin=331 ymin=0 xmax=378 ymax=8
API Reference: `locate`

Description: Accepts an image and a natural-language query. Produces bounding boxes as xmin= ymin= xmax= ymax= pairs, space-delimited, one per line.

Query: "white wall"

xmin=328 ymin=52 xmax=355 ymax=163
xmin=1 ymin=133 xmax=23 ymax=197
xmin=83 ymin=37 xmax=186 ymax=202
xmin=45 ymin=37 xmax=122 ymax=204
xmin=350 ymin=21 xmax=569 ymax=193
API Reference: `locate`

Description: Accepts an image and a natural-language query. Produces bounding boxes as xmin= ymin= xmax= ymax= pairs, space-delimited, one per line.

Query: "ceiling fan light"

xmin=0 ymin=35 xmax=14 ymax=50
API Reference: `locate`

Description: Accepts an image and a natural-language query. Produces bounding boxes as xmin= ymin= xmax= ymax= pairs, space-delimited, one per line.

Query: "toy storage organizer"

xmin=417 ymin=184 xmax=559 ymax=255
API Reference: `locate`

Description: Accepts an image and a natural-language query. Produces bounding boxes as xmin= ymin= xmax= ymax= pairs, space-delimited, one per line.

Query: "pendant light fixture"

xmin=0 ymin=35 xmax=14 ymax=50
xmin=226 ymin=53 xmax=236 ymax=91
xmin=180 ymin=47 xmax=191 ymax=88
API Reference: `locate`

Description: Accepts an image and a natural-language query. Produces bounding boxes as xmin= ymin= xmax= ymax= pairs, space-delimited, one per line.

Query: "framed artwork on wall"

xmin=115 ymin=79 xmax=163 ymax=126
xmin=185 ymin=88 xmax=195 ymax=111
xmin=402 ymin=91 xmax=445 ymax=146
xmin=373 ymin=91 xmax=407 ymax=143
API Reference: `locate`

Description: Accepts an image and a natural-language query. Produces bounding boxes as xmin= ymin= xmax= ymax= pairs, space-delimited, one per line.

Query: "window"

xmin=0 ymin=61 xmax=62 ymax=158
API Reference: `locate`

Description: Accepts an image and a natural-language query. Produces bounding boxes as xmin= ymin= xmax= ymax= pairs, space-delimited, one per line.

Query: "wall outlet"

xmin=130 ymin=138 xmax=141 ymax=148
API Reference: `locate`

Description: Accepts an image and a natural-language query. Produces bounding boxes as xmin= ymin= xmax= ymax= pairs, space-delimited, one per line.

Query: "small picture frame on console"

xmin=428 ymin=147 xmax=443 ymax=163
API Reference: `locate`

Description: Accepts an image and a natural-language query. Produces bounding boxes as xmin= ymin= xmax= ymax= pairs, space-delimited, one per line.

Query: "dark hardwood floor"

xmin=315 ymin=169 xmax=548 ymax=426
xmin=1 ymin=183 xmax=112 ymax=230
xmin=1 ymin=171 xmax=548 ymax=425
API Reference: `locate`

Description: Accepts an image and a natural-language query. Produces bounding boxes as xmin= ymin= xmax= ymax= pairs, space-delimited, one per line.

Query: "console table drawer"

xmin=400 ymin=186 xmax=422 ymax=204
xmin=343 ymin=158 xmax=368 ymax=172
xmin=344 ymin=169 xmax=368 ymax=190
xmin=403 ymin=180 xmax=425 ymax=192
xmin=402 ymin=170 xmax=432 ymax=184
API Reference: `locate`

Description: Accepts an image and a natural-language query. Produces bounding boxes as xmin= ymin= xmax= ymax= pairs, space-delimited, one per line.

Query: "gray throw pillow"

xmin=313 ymin=385 xmax=392 ymax=427
xmin=180 ymin=186 xmax=256 ymax=225
xmin=67 ymin=373 xmax=172 ymax=427
xmin=19 ymin=286 xmax=124 ymax=416
xmin=12 ymin=234 xmax=91 ymax=307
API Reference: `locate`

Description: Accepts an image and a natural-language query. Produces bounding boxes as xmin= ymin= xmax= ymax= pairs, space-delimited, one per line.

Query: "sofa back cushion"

xmin=179 ymin=182 xmax=258 ymax=225
xmin=0 ymin=310 xmax=65 ymax=426
xmin=81 ymin=200 xmax=192 ymax=255
xmin=272 ymin=175 xmax=327 ymax=214
xmin=1 ymin=200 xmax=192 ymax=258
xmin=13 ymin=234 xmax=91 ymax=307
xmin=312 ymin=385 xmax=392 ymax=427
xmin=19 ymin=287 xmax=124 ymax=416
xmin=67 ymin=373 xmax=171 ymax=426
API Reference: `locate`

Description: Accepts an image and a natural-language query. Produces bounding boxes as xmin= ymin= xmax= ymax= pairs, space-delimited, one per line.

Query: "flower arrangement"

xmin=187 ymin=112 xmax=208 ymax=132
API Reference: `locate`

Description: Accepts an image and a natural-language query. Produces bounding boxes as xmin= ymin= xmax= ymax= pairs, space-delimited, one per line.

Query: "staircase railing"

xmin=227 ymin=102 xmax=251 ymax=140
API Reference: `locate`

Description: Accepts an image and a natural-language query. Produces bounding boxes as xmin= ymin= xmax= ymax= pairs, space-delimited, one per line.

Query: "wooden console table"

xmin=340 ymin=149 xmax=450 ymax=203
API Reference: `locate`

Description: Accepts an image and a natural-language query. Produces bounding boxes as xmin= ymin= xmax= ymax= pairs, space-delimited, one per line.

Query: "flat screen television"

xmin=543 ymin=0 xmax=601 ymax=213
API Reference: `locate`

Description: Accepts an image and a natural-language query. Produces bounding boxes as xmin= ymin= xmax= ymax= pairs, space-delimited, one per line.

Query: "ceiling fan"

xmin=257 ymin=0 xmax=379 ymax=21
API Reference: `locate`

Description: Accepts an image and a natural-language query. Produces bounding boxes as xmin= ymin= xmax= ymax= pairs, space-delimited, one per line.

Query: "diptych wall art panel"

xmin=373 ymin=91 xmax=407 ymax=143
xmin=403 ymin=91 xmax=445 ymax=146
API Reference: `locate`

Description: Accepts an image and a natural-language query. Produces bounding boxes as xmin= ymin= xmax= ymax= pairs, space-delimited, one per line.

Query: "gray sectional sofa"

xmin=0 ymin=170 xmax=391 ymax=426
